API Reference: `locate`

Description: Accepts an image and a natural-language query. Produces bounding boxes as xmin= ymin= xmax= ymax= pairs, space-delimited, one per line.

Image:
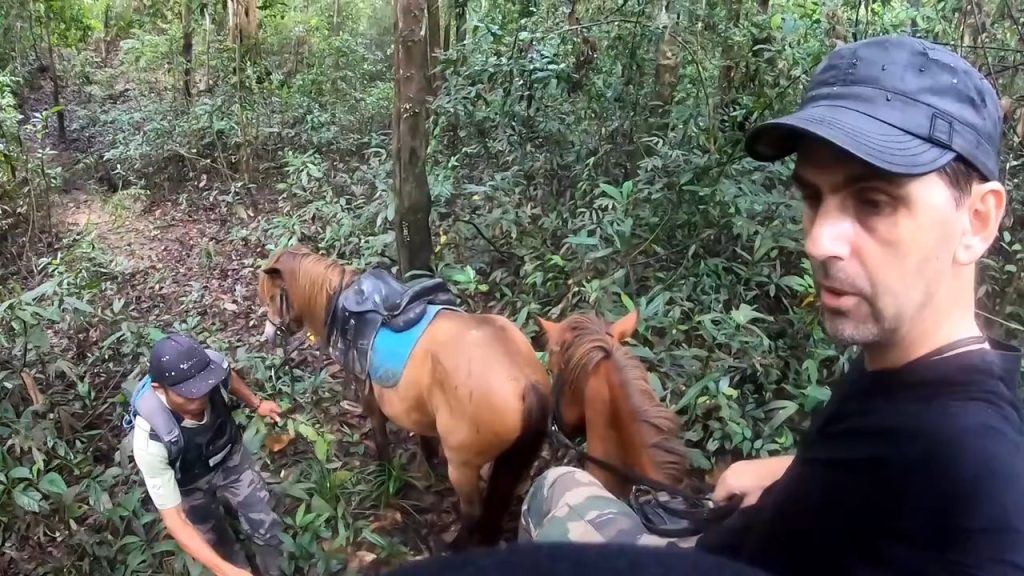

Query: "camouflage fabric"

xmin=519 ymin=466 xmax=699 ymax=548
xmin=181 ymin=444 xmax=283 ymax=576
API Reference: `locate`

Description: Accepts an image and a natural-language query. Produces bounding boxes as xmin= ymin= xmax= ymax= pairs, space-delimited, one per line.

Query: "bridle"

xmin=264 ymin=287 xmax=313 ymax=391
xmin=547 ymin=339 xmax=740 ymax=539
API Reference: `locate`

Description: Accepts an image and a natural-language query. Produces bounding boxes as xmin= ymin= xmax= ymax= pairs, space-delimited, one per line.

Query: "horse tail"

xmin=475 ymin=380 xmax=551 ymax=546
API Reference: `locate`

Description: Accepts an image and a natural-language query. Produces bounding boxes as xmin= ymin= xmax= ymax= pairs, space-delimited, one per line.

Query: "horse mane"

xmin=558 ymin=312 xmax=690 ymax=485
xmin=263 ymin=245 xmax=361 ymax=316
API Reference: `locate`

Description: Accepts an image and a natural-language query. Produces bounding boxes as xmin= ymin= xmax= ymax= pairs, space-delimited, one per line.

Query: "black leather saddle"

xmin=325 ymin=268 xmax=461 ymax=382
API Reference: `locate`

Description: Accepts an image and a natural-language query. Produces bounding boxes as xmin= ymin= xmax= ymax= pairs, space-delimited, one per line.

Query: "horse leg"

xmin=446 ymin=459 xmax=484 ymax=551
xmin=418 ymin=435 xmax=443 ymax=476
xmin=361 ymin=384 xmax=391 ymax=464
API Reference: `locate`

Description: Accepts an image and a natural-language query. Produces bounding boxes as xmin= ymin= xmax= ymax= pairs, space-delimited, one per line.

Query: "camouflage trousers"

xmin=182 ymin=444 xmax=284 ymax=576
xmin=518 ymin=466 xmax=700 ymax=548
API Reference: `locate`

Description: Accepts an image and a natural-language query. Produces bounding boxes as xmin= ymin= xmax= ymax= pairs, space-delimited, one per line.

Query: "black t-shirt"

xmin=385 ymin=542 xmax=771 ymax=576
xmin=697 ymin=338 xmax=1024 ymax=575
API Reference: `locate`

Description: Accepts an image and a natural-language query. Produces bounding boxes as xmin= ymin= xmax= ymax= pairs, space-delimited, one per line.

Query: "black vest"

xmin=150 ymin=387 xmax=241 ymax=488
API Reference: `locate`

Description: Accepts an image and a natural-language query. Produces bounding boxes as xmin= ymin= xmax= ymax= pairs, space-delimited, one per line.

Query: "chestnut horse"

xmin=255 ymin=245 xmax=551 ymax=548
xmin=535 ymin=308 xmax=691 ymax=499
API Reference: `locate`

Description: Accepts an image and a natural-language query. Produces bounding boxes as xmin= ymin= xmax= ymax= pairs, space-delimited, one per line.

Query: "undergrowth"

xmin=2 ymin=0 xmax=1024 ymax=573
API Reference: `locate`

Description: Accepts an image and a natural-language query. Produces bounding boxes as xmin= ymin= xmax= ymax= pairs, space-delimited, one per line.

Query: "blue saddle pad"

xmin=368 ymin=304 xmax=456 ymax=388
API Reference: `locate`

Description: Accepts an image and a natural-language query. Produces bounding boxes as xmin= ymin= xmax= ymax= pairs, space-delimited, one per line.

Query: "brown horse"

xmin=536 ymin=308 xmax=691 ymax=499
xmin=255 ymin=245 xmax=551 ymax=548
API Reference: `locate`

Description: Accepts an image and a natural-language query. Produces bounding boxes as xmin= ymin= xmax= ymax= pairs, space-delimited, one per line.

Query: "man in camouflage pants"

xmin=178 ymin=444 xmax=285 ymax=574
xmin=129 ymin=333 xmax=285 ymax=576
xmin=519 ymin=466 xmax=700 ymax=548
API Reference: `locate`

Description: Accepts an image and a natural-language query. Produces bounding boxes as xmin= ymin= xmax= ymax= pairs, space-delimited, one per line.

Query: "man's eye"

xmin=858 ymin=194 xmax=890 ymax=213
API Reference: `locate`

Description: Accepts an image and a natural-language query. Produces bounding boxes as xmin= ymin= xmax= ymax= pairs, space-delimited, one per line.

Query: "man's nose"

xmin=804 ymin=200 xmax=853 ymax=263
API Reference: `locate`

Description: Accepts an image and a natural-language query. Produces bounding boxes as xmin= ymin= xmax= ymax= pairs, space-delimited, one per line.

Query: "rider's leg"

xmin=518 ymin=466 xmax=697 ymax=547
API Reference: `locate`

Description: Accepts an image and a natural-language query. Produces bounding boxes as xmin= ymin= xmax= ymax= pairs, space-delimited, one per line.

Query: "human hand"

xmin=256 ymin=399 xmax=283 ymax=424
xmin=711 ymin=455 xmax=794 ymax=508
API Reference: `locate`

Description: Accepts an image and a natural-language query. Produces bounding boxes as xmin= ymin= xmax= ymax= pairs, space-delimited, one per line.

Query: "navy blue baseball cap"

xmin=148 ymin=333 xmax=229 ymax=399
xmin=745 ymin=35 xmax=1002 ymax=182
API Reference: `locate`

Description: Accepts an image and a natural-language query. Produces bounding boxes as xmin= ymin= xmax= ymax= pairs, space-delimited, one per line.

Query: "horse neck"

xmin=582 ymin=357 xmax=666 ymax=499
xmin=283 ymin=263 xmax=347 ymax=342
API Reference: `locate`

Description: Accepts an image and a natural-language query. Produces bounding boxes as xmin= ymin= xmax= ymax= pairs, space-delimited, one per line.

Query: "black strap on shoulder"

xmin=915 ymin=334 xmax=989 ymax=363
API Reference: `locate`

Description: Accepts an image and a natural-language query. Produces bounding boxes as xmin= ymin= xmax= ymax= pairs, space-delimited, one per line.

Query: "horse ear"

xmin=536 ymin=317 xmax=558 ymax=337
xmin=608 ymin=308 xmax=639 ymax=342
xmin=261 ymin=266 xmax=282 ymax=278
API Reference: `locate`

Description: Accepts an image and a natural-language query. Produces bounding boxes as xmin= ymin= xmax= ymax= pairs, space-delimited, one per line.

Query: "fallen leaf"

xmin=264 ymin=433 xmax=294 ymax=453
xmin=350 ymin=551 xmax=377 ymax=571
xmin=223 ymin=302 xmax=238 ymax=311
xmin=340 ymin=400 xmax=363 ymax=414
xmin=369 ymin=509 xmax=403 ymax=531
xmin=20 ymin=370 xmax=44 ymax=406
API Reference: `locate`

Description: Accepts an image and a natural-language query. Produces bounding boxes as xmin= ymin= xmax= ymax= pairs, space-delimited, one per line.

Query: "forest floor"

xmin=11 ymin=60 xmax=556 ymax=574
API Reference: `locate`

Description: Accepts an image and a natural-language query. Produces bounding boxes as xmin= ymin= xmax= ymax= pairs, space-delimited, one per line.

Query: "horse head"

xmin=256 ymin=244 xmax=357 ymax=347
xmin=536 ymin=308 xmax=689 ymax=499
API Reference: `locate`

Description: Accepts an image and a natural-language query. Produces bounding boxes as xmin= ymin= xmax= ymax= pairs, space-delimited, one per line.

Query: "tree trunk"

xmin=716 ymin=0 xmax=741 ymax=103
xmin=102 ymin=1 xmax=112 ymax=65
xmin=183 ymin=0 xmax=194 ymax=103
xmin=653 ymin=0 xmax=679 ymax=111
xmin=227 ymin=0 xmax=259 ymax=49
xmin=204 ymin=3 xmax=212 ymax=91
xmin=393 ymin=0 xmax=435 ymax=276
xmin=427 ymin=0 xmax=442 ymax=96
xmin=39 ymin=5 xmax=66 ymax=143
xmin=443 ymin=11 xmax=452 ymax=52
xmin=455 ymin=0 xmax=467 ymax=45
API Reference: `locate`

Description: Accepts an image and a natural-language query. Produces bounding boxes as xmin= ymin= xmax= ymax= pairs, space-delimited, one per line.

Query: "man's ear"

xmin=608 ymin=308 xmax=640 ymax=342
xmin=956 ymin=181 xmax=1007 ymax=265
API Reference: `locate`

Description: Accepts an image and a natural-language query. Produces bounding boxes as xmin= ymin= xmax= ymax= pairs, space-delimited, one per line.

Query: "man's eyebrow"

xmin=790 ymin=168 xmax=902 ymax=194
xmin=838 ymin=170 xmax=903 ymax=190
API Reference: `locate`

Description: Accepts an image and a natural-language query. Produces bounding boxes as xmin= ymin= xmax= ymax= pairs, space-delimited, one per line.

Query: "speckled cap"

xmin=148 ymin=333 xmax=229 ymax=399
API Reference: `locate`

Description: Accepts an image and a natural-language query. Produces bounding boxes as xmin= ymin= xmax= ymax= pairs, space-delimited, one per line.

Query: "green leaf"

xmin=63 ymin=296 xmax=94 ymax=313
xmin=14 ymin=486 xmax=44 ymax=512
xmin=38 ymin=472 xmax=68 ymax=495
xmin=729 ymin=303 xmax=771 ymax=325
xmin=648 ymin=373 xmax=664 ymax=397
xmin=21 ymin=281 xmax=56 ymax=303
xmin=311 ymin=494 xmax=333 ymax=516
xmin=315 ymin=437 xmax=330 ymax=462
xmin=8 ymin=467 xmax=32 ymax=481
xmin=565 ymin=235 xmax=599 ymax=246
xmin=598 ymin=183 xmax=623 ymax=203
xmin=620 ymin=292 xmax=635 ymax=311
xmin=766 ymin=401 xmax=800 ymax=431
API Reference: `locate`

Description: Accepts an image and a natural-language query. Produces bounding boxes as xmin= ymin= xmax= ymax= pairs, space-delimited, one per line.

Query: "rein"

xmin=548 ymin=354 xmax=740 ymax=539
xmin=266 ymin=287 xmax=314 ymax=396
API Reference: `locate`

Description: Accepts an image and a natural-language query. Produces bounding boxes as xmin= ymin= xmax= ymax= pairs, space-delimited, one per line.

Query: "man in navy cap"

xmin=509 ymin=34 xmax=1024 ymax=576
xmin=127 ymin=333 xmax=284 ymax=576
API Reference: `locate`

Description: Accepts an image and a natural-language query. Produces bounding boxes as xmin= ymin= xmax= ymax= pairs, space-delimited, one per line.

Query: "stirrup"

xmin=629 ymin=485 xmax=740 ymax=538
